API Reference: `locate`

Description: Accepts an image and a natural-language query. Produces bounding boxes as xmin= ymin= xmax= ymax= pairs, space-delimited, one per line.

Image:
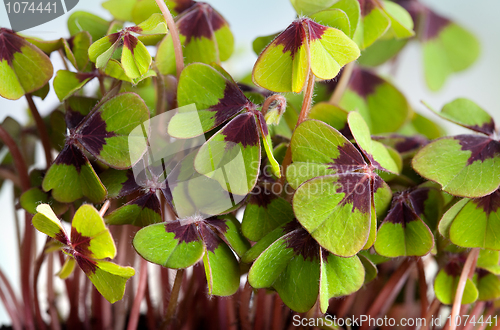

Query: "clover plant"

xmin=0 ymin=0 xmax=497 ymax=329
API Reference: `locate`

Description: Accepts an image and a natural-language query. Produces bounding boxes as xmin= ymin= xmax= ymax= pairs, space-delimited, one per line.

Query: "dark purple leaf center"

xmin=358 ymin=0 xmax=378 ymax=17
xmin=222 ymin=113 xmax=259 ymax=147
xmin=474 ymin=189 xmax=500 ymax=217
xmin=283 ymin=222 xmax=320 ymax=262
xmin=209 ymin=81 xmax=251 ymax=127
xmin=75 ymin=110 xmax=118 ymax=156
xmin=422 ymin=9 xmax=451 ymax=40
xmin=0 ymin=28 xmax=24 ymax=65
xmin=349 ymin=68 xmax=384 ymax=97
xmin=274 ymin=20 xmax=306 ymax=60
xmin=54 ymin=144 xmax=88 ymax=172
xmin=334 ymin=172 xmax=372 ymax=214
xmin=177 ymin=3 xmax=226 ymax=43
xmin=456 ymin=135 xmax=500 ymax=165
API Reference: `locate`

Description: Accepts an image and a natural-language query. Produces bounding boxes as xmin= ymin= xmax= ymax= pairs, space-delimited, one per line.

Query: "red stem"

xmin=26 ymin=94 xmax=53 ymax=166
xmin=0 ymin=126 xmax=35 ymax=329
xmin=449 ymin=248 xmax=480 ymax=330
xmin=161 ymin=268 xmax=185 ymax=329
xmin=279 ymin=72 xmax=316 ymax=186
xmin=239 ymin=282 xmax=253 ymax=330
xmin=271 ymin=294 xmax=283 ymax=330
xmin=154 ymin=0 xmax=184 ymax=79
xmin=0 ymin=280 xmax=23 ymax=330
xmin=417 ymin=258 xmax=429 ymax=317
xmin=127 ymin=258 xmax=149 ymax=330
xmin=47 ymin=253 xmax=61 ymax=330
xmin=360 ymin=258 xmax=415 ymax=330
xmin=461 ymin=301 xmax=485 ymax=330
xmin=329 ymin=62 xmax=355 ymax=105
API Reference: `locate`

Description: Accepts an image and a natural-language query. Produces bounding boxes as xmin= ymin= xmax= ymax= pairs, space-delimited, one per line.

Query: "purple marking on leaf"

xmin=334 ymin=172 xmax=372 ymax=214
xmin=306 ymin=19 xmax=328 ymax=42
xmin=206 ymin=217 xmax=229 ymax=234
xmin=106 ymin=33 xmax=121 ymax=46
xmin=174 ymin=0 xmax=196 ymax=13
xmin=71 ymin=228 xmax=92 ymax=257
xmin=283 ymin=227 xmax=320 ymax=262
xmin=456 ymin=135 xmax=500 ymax=165
xmin=422 ymin=9 xmax=451 ymax=40
xmin=222 ymin=113 xmax=259 ymax=147
xmin=127 ymin=26 xmax=142 ymax=34
xmin=198 ymin=222 xmax=222 ymax=253
xmin=55 ymin=231 xmax=70 ymax=246
xmin=255 ymin=111 xmax=269 ymax=137
xmin=474 ymin=189 xmax=500 ymax=217
xmin=74 ymin=254 xmax=98 ymax=274
xmin=339 ymin=124 xmax=354 ymax=141
xmin=384 ymin=198 xmax=419 ymax=226
xmin=177 ymin=3 xmax=226 ymax=43
xmin=165 ymin=221 xmax=200 ymax=244
xmin=119 ymin=171 xmax=141 ymax=197
xmin=443 ymin=255 xmax=466 ymax=277
xmin=476 ymin=268 xmax=489 ymax=280
xmin=357 ymin=0 xmax=378 ymax=17
xmin=248 ymin=187 xmax=277 ymax=209
xmin=209 ymin=81 xmax=250 ymax=127
xmin=274 ymin=20 xmax=306 ymax=60
xmin=329 ymin=139 xmax=367 ymax=170
xmin=349 ymin=68 xmax=384 ymax=97
xmin=0 ymin=29 xmax=24 ymax=65
xmin=75 ymin=110 xmax=118 ymax=157
xmin=123 ymin=34 xmax=139 ymax=54
xmin=472 ymin=120 xmax=496 ymax=136
xmin=407 ymin=188 xmax=430 ymax=216
xmin=54 ymin=144 xmax=88 ymax=172
xmin=133 ymin=192 xmax=161 ymax=214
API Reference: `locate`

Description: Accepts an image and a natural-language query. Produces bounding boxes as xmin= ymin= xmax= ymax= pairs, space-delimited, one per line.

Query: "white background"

xmin=0 ymin=0 xmax=499 ymax=325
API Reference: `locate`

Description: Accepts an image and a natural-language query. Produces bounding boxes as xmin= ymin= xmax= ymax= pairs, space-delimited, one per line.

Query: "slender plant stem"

xmin=47 ymin=253 xmax=61 ymax=330
xmin=155 ymin=0 xmax=184 ymax=79
xmin=239 ymin=282 xmax=253 ymax=330
xmin=0 ymin=168 xmax=21 ymax=188
xmin=127 ymin=258 xmax=149 ymax=330
xmin=253 ymin=289 xmax=266 ymax=330
xmin=271 ymin=294 xmax=282 ymax=330
xmin=421 ymin=298 xmax=441 ymax=330
xmin=162 ymin=268 xmax=185 ymax=329
xmin=360 ymin=258 xmax=415 ymax=330
xmin=477 ymin=304 xmax=495 ymax=330
xmin=417 ymin=258 xmax=429 ymax=317
xmin=26 ymin=94 xmax=53 ymax=166
xmin=144 ymin=281 xmax=157 ymax=330
xmin=449 ymin=248 xmax=480 ymax=330
xmin=329 ymin=62 xmax=355 ymax=105
xmin=33 ymin=238 xmax=49 ymax=330
xmin=338 ymin=293 xmax=357 ymax=318
xmin=0 ymin=279 xmax=23 ymax=330
xmin=226 ymin=295 xmax=237 ymax=330
xmin=261 ymin=94 xmax=287 ymax=117
xmin=99 ymin=200 xmax=110 ymax=217
xmin=461 ymin=301 xmax=485 ymax=330
xmin=0 ymin=125 xmax=35 ymax=329
xmin=0 ymin=126 xmax=30 ymax=191
xmin=279 ymin=72 xmax=316 ymax=186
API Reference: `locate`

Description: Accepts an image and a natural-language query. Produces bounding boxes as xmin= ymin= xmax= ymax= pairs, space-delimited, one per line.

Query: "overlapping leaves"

xmin=413 ymin=99 xmax=500 ymax=198
xmin=245 ymin=221 xmax=365 ymax=313
xmin=287 ymin=113 xmax=397 ymax=256
xmin=168 ymin=63 xmax=280 ymax=195
xmin=156 ymin=1 xmax=234 ymax=76
xmin=43 ymin=93 xmax=150 ymax=203
xmin=33 ymin=204 xmax=135 ymax=303
xmin=252 ymin=17 xmax=360 ymax=93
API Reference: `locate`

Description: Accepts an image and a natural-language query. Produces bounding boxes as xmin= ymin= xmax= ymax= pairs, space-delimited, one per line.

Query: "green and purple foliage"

xmin=0 ymin=0 xmax=497 ymax=329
